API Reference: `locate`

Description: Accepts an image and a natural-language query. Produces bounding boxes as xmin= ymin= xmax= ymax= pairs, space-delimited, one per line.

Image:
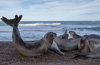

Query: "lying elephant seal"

xmin=69 ymin=31 xmax=100 ymax=40
xmin=1 ymin=15 xmax=56 ymax=57
xmin=50 ymin=30 xmax=81 ymax=51
xmin=54 ymin=37 xmax=81 ymax=51
xmin=69 ymin=31 xmax=82 ymax=39
xmin=84 ymin=34 xmax=100 ymax=39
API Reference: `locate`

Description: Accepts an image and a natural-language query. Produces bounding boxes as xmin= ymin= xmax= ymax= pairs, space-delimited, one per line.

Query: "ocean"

xmin=0 ymin=21 xmax=100 ymax=41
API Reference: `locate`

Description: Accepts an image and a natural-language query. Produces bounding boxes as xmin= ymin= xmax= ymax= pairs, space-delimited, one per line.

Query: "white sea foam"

xmin=19 ymin=23 xmax=61 ymax=26
xmin=21 ymin=28 xmax=62 ymax=31
xmin=64 ymin=25 xmax=100 ymax=29
xmin=0 ymin=21 xmax=100 ymax=41
xmin=0 ymin=26 xmax=62 ymax=32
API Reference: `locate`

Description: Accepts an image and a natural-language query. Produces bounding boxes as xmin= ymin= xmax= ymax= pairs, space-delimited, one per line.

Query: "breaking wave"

xmin=19 ymin=23 xmax=61 ymax=26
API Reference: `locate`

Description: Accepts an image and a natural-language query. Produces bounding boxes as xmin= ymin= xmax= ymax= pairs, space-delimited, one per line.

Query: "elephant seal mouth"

xmin=80 ymin=39 xmax=85 ymax=47
xmin=50 ymin=34 xmax=57 ymax=39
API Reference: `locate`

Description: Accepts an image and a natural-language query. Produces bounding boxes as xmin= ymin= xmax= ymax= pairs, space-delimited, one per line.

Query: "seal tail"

xmin=65 ymin=29 xmax=67 ymax=33
xmin=1 ymin=15 xmax=22 ymax=27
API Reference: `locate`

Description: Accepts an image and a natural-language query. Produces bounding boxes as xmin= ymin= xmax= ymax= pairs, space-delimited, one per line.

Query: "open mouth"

xmin=50 ymin=34 xmax=56 ymax=38
xmin=80 ymin=39 xmax=84 ymax=47
xmin=50 ymin=35 xmax=54 ymax=38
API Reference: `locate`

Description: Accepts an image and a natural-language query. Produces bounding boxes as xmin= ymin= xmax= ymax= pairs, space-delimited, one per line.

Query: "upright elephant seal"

xmin=78 ymin=38 xmax=100 ymax=53
xmin=78 ymin=37 xmax=90 ymax=53
xmin=1 ymin=15 xmax=56 ymax=57
xmin=73 ymin=38 xmax=100 ymax=59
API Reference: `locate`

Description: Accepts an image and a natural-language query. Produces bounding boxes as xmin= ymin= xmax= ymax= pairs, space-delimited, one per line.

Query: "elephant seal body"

xmin=1 ymin=15 xmax=56 ymax=56
xmin=84 ymin=34 xmax=100 ymax=39
xmin=54 ymin=37 xmax=80 ymax=51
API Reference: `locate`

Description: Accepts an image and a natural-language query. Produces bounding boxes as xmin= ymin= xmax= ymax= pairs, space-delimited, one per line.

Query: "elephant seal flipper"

xmin=72 ymin=53 xmax=87 ymax=58
xmin=49 ymin=41 xmax=66 ymax=56
xmin=61 ymin=30 xmax=68 ymax=39
xmin=73 ymin=48 xmax=100 ymax=59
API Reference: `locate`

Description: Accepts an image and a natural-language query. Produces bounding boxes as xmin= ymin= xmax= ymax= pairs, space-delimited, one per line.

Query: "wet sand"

xmin=0 ymin=41 xmax=100 ymax=65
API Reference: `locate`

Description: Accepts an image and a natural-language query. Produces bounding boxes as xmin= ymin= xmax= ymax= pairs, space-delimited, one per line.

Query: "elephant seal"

xmin=50 ymin=30 xmax=81 ymax=51
xmin=69 ymin=31 xmax=82 ymax=39
xmin=78 ymin=37 xmax=90 ymax=53
xmin=78 ymin=38 xmax=100 ymax=53
xmin=73 ymin=38 xmax=100 ymax=59
xmin=59 ymin=30 xmax=68 ymax=39
xmin=1 ymin=15 xmax=56 ymax=57
xmin=69 ymin=31 xmax=100 ymax=40
xmin=84 ymin=34 xmax=100 ymax=39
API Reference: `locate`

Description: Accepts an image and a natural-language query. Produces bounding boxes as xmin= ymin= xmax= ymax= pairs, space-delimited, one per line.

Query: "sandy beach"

xmin=0 ymin=41 xmax=99 ymax=65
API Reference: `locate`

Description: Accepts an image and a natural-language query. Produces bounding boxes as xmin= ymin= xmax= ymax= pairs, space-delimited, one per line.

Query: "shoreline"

xmin=0 ymin=41 xmax=99 ymax=65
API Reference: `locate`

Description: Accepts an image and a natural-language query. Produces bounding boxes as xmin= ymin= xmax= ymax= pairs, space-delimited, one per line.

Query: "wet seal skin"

xmin=1 ymin=15 xmax=56 ymax=57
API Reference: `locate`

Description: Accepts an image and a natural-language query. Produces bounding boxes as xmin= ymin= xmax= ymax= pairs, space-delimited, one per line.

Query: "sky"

xmin=0 ymin=0 xmax=100 ymax=21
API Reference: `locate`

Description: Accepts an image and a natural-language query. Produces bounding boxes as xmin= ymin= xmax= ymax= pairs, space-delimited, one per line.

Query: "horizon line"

xmin=0 ymin=20 xmax=100 ymax=22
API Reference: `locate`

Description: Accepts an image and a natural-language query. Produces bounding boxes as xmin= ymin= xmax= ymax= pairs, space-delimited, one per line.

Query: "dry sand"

xmin=0 ymin=41 xmax=100 ymax=65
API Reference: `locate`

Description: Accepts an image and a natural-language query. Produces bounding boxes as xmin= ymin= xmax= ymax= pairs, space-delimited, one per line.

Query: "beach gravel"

xmin=0 ymin=41 xmax=100 ymax=65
